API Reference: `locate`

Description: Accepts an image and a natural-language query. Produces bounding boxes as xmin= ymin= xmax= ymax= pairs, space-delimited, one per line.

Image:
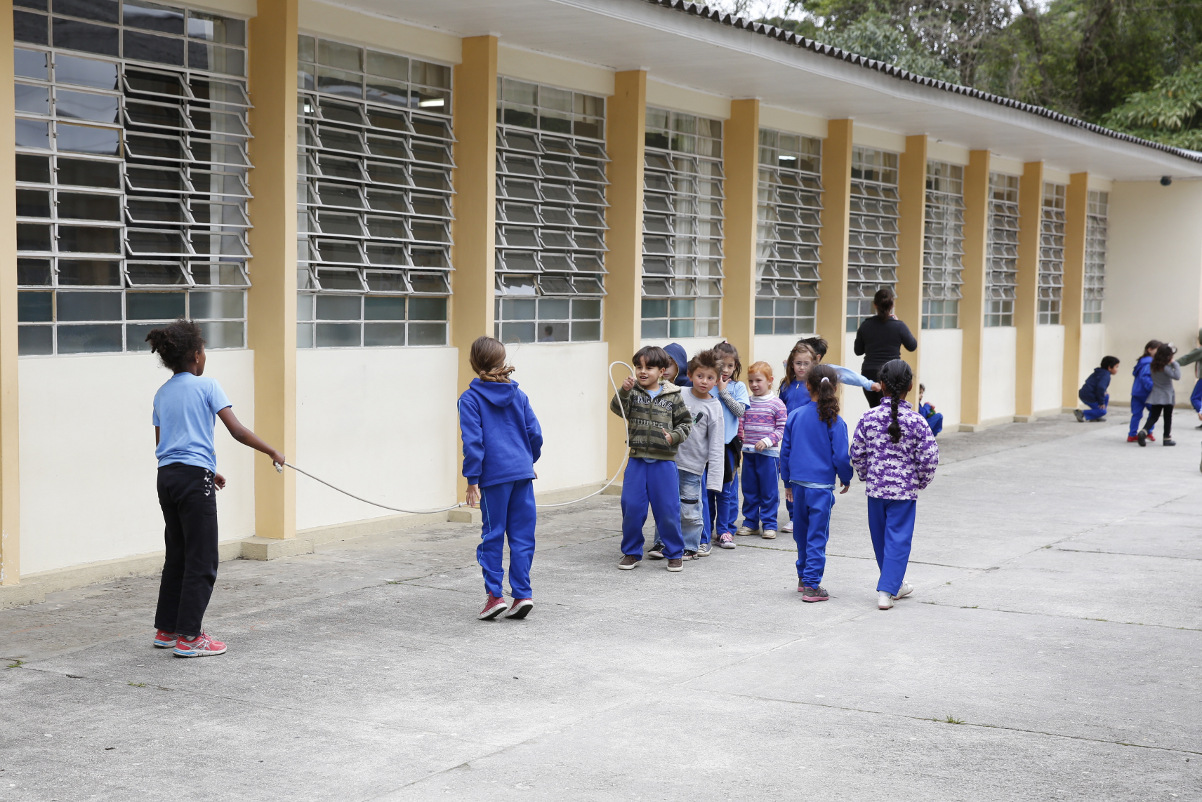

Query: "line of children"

xmin=1075 ymin=356 xmax=1119 ymax=423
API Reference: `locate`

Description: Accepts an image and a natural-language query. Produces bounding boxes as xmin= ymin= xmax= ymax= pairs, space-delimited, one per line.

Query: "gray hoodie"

xmin=1146 ymin=361 xmax=1181 ymax=406
xmin=675 ymin=390 xmax=724 ymax=493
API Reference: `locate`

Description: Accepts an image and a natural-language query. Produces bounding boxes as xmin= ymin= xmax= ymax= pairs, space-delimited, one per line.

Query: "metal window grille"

xmin=641 ymin=108 xmax=723 ymax=339
xmin=847 ymin=146 xmax=899 ymax=332
xmin=921 ymin=161 xmax=964 ymax=330
xmin=985 ymin=172 xmax=1019 ymax=327
xmin=1084 ymin=190 xmax=1107 ymax=324
xmin=297 ymin=36 xmax=454 ymax=348
xmin=755 ymin=128 xmax=822 ymax=336
xmin=1038 ymin=182 xmax=1066 ymax=325
xmin=14 ymin=1 xmax=250 ymax=356
xmin=493 ymin=78 xmax=607 ymax=344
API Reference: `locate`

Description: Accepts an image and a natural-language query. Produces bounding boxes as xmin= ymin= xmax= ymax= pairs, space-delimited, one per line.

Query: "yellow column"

xmin=959 ymin=150 xmax=991 ymax=429
xmin=1061 ymin=172 xmax=1089 ymax=409
xmin=1014 ymin=161 xmax=1044 ymax=421
xmin=246 ymin=0 xmax=298 ymax=541
xmin=604 ymin=71 xmax=647 ymax=478
xmin=816 ymin=119 xmax=852 ymax=365
xmin=895 ymin=134 xmax=927 ymax=372
xmin=721 ymin=99 xmax=759 ymax=363
xmin=0 ymin=9 xmax=19 ymax=585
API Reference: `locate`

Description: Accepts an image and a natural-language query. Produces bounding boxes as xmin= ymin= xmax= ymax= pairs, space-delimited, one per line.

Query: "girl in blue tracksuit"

xmin=708 ymin=341 xmax=749 ymax=550
xmin=780 ymin=364 xmax=853 ymax=603
xmin=1128 ymin=339 xmax=1161 ymax=442
xmin=458 ymin=336 xmax=544 ymax=621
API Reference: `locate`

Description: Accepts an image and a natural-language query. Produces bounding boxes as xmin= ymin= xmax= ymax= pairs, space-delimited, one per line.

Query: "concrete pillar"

xmin=959 ymin=150 xmax=991 ymax=429
xmin=0 ymin=8 xmax=19 ymax=584
xmin=895 ymin=134 xmax=928 ymax=372
xmin=721 ymin=99 xmax=759 ymax=363
xmin=1061 ymin=172 xmax=1089 ymax=409
xmin=604 ymin=71 xmax=647 ymax=478
xmin=1014 ymin=161 xmax=1044 ymax=421
xmin=816 ymin=119 xmax=852 ymax=365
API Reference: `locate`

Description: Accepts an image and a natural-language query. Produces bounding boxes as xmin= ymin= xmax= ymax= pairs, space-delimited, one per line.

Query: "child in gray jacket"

xmin=1139 ymin=343 xmax=1181 ymax=447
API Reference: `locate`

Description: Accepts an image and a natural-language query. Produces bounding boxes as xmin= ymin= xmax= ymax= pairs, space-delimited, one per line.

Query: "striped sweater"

xmin=738 ymin=394 xmax=788 ymax=458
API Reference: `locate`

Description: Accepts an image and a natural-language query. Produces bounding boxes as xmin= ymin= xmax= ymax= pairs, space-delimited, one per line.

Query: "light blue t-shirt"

xmin=152 ymin=373 xmax=232 ymax=472
xmin=717 ymin=380 xmax=750 ymax=444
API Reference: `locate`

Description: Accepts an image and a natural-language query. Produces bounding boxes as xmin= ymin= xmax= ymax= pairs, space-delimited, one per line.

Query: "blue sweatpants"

xmin=707 ymin=447 xmax=739 ymax=538
xmin=1129 ymin=395 xmax=1155 ymax=437
xmin=1191 ymin=379 xmax=1202 ymax=413
xmin=1082 ymin=393 xmax=1108 ymax=422
xmin=478 ymin=479 xmax=537 ymax=600
xmin=867 ymin=496 xmax=917 ymax=596
xmin=925 ymin=412 xmax=944 ymax=436
xmin=621 ymin=459 xmax=684 ymax=560
xmin=740 ymin=452 xmax=780 ymax=532
xmin=790 ymin=483 xmax=835 ymax=586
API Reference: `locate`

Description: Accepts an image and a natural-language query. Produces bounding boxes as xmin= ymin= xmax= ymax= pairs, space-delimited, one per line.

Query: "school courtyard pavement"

xmin=1 ymin=413 xmax=1200 ymax=801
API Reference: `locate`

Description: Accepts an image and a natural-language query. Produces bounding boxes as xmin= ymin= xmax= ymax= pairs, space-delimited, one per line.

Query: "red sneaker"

xmin=1146 ymin=432 xmax=1156 ymax=442
xmin=153 ymin=629 xmax=177 ymax=649
xmin=1127 ymin=436 xmax=1139 ymax=443
xmin=504 ymin=598 xmax=533 ymax=619
xmin=478 ymin=594 xmax=507 ymax=620
xmin=173 ymin=633 xmax=226 ymax=657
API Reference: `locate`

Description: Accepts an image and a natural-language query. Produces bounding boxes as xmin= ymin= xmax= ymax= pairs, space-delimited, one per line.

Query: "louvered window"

xmin=985 ymin=172 xmax=1019 ymax=327
xmin=14 ymin=1 xmax=249 ymax=355
xmin=297 ymin=37 xmax=453 ymax=347
xmin=641 ymin=108 xmax=723 ymax=339
xmin=755 ymin=129 xmax=821 ymax=336
xmin=847 ymin=147 xmax=899 ymax=331
xmin=1038 ymin=182 xmax=1066 ymax=325
xmin=1084 ymin=190 xmax=1107 ymax=324
xmin=922 ymin=161 xmax=964 ymax=330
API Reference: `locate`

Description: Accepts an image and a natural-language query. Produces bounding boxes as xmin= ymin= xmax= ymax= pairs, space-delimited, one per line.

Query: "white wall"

xmin=752 ymin=333 xmax=804 ymax=380
xmin=296 ymin=347 xmax=459 ymax=529
xmin=980 ymin=327 xmax=1017 ymax=421
xmin=917 ymin=328 xmax=962 ymax=429
xmin=1033 ymin=325 xmax=1065 ymax=413
xmin=1106 ymin=180 xmax=1202 ymax=399
xmin=19 ymin=350 xmax=257 ymax=575
xmin=1077 ymin=323 xmax=1107 ymax=400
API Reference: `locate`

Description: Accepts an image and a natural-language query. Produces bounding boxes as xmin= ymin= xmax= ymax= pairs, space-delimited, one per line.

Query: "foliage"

xmin=1103 ymin=63 xmax=1202 ymax=150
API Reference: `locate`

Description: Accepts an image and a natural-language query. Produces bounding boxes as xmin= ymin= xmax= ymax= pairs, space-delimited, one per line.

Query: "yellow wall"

xmin=896 ymin=135 xmax=927 ymax=372
xmin=722 ymin=99 xmax=760 ymax=363
xmin=1014 ymin=161 xmax=1044 ymax=420
xmin=1061 ymin=173 xmax=1089 ymax=409
xmin=959 ymin=150 xmax=990 ymax=428
xmin=817 ymin=120 xmax=853 ymax=365
xmin=0 ymin=6 xmax=19 ymax=583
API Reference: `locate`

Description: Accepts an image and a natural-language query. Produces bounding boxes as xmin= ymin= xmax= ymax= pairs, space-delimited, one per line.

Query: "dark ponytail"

xmin=807 ymin=364 xmax=839 ymax=425
xmin=146 ymin=319 xmax=205 ymax=373
xmin=877 ymin=359 xmax=913 ymax=444
xmin=873 ymin=287 xmax=895 ymax=320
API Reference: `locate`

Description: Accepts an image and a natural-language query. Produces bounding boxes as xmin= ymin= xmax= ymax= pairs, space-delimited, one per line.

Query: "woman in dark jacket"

xmin=853 ymin=288 xmax=917 ymax=407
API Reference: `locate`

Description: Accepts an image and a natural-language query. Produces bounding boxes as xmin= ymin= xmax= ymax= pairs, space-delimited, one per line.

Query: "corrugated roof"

xmin=646 ymin=0 xmax=1202 ymax=166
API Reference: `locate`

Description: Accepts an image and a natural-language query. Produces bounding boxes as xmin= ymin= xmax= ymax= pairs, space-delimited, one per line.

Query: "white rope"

xmin=276 ymin=461 xmax=466 ymax=515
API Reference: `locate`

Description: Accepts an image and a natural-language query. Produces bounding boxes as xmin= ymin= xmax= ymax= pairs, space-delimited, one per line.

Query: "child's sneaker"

xmin=797 ymin=580 xmax=806 ymax=593
xmin=647 ymin=542 xmax=666 ymax=560
xmin=892 ymin=581 xmax=913 ymax=600
xmin=153 ymin=630 xmax=177 ymax=649
xmin=1127 ymin=435 xmax=1139 ymax=443
xmin=697 ymin=542 xmax=713 ymax=556
xmin=1073 ymin=409 xmax=1085 ymax=422
xmin=735 ymin=525 xmax=759 ymax=536
xmin=1146 ymin=432 xmax=1156 ymax=442
xmin=780 ymin=521 xmax=793 ymax=534
xmin=666 ymin=558 xmax=684 ymax=572
xmin=618 ymin=555 xmax=640 ymax=570
xmin=716 ymin=533 xmax=735 ymax=549
xmin=878 ymin=591 xmax=894 ymax=610
xmin=1163 ymin=438 xmax=1177 ymax=447
xmin=800 ymin=585 xmax=829 ymax=603
xmin=761 ymin=530 xmax=777 ymax=540
xmin=478 ymin=594 xmax=508 ymax=620
xmin=683 ymin=549 xmax=699 ymax=560
xmin=173 ymin=633 xmax=226 ymax=657
xmin=1137 ymin=431 xmax=1148 ymax=447
xmin=504 ymin=598 xmax=533 ymax=619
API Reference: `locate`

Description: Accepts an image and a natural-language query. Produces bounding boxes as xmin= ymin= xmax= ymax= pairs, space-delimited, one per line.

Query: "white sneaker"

xmin=878 ymin=591 xmax=894 ymax=610
xmin=780 ymin=521 xmax=793 ymax=534
xmin=892 ymin=582 xmax=913 ymax=600
xmin=735 ymin=525 xmax=759 ymax=536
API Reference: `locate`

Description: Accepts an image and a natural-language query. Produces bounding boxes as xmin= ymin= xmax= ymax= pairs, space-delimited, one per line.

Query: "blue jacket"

xmin=458 ymin=379 xmax=543 ymax=488
xmin=1079 ymin=367 xmax=1111 ymax=407
xmin=780 ymin=404 xmax=853 ymax=487
xmin=664 ymin=343 xmax=691 ymax=387
xmin=779 ymin=380 xmax=811 ymax=414
xmin=1132 ymin=356 xmax=1153 ymax=400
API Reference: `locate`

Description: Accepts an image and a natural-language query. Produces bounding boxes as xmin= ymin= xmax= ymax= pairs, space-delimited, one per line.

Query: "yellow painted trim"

xmin=896 ymin=135 xmax=927 ymax=373
xmin=722 ymin=99 xmax=760 ymax=363
xmin=817 ymin=119 xmax=852 ymax=365
xmin=646 ymin=79 xmax=730 ymax=120
xmin=246 ymin=0 xmax=298 ymax=540
xmin=605 ymin=71 xmax=647 ymax=478
xmin=959 ymin=150 xmax=991 ymax=427
xmin=298 ymin=1 xmax=461 ymax=64
xmin=497 ymin=45 xmax=614 ymax=96
xmin=1014 ymin=161 xmax=1045 ymax=418
xmin=1061 ymin=173 xmax=1089 ymax=408
xmin=0 ymin=8 xmax=19 ymax=585
xmin=758 ymin=105 xmax=826 ymax=139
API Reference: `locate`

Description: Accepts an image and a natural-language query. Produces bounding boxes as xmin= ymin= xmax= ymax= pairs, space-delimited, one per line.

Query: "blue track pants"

xmin=478 ymin=479 xmax=537 ymax=599
xmin=621 ymin=459 xmax=683 ymax=560
xmin=707 ymin=447 xmax=739 ymax=538
xmin=791 ymin=484 xmax=835 ymax=586
xmin=1191 ymin=379 xmax=1202 ymax=413
xmin=740 ymin=452 xmax=780 ymax=532
xmin=1082 ymin=395 xmax=1108 ymax=421
xmin=867 ymin=496 xmax=916 ymax=596
xmin=1129 ymin=395 xmax=1155 ymax=437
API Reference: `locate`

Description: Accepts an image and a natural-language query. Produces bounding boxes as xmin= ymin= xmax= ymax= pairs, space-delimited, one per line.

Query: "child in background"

xmin=780 ymin=365 xmax=852 ymax=602
xmin=1074 ymin=356 xmax=1119 ymax=423
xmin=654 ymin=350 xmax=724 ymax=561
xmin=1139 ymin=343 xmax=1181 ymax=447
xmin=610 ymin=345 xmax=693 ymax=572
xmin=708 ymin=341 xmax=749 ymax=551
xmin=147 ymin=320 xmax=284 ymax=657
xmin=737 ymin=362 xmax=788 ymax=539
xmin=458 ymin=336 xmax=544 ymax=621
xmin=1128 ymin=339 xmax=1161 ymax=443
xmin=775 ymin=341 xmax=820 ymax=535
xmin=918 ymin=383 xmax=943 ymax=436
xmin=800 ymin=337 xmax=881 ymax=395
xmin=850 ymin=360 xmax=940 ymax=611
xmin=663 ymin=342 xmax=692 ymax=388
xmin=1175 ymin=330 xmax=1202 ymax=428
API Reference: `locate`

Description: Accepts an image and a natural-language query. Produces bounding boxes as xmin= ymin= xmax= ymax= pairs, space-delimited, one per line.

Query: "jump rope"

xmin=273 ymin=361 xmax=636 ymax=514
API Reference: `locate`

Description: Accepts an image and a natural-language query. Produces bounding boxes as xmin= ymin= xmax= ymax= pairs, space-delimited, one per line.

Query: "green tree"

xmin=1102 ymin=63 xmax=1202 ymax=149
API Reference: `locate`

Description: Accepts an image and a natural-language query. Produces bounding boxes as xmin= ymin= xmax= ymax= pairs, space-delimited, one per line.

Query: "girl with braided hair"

xmin=849 ymin=359 xmax=939 ymax=611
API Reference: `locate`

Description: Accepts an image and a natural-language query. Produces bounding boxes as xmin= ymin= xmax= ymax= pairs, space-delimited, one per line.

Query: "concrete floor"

xmin=1 ymin=414 xmax=1199 ymax=801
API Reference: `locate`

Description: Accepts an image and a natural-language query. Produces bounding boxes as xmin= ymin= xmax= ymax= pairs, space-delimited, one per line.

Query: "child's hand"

xmin=717 ymin=374 xmax=729 ymax=391
xmin=870 ymin=382 xmax=882 ymax=393
xmin=268 ymin=449 xmax=285 ymax=469
xmin=839 ymin=484 xmax=849 ymax=495
xmin=928 ymin=404 xmax=936 ymax=413
xmin=755 ymin=437 xmax=772 ymax=452
xmin=785 ymin=487 xmax=793 ymax=503
xmin=465 ymin=484 xmax=481 ymax=508
xmin=661 ymin=427 xmax=672 ymax=444
xmin=214 ymin=472 xmax=226 ymax=490
xmin=621 ymin=376 xmax=635 ymax=392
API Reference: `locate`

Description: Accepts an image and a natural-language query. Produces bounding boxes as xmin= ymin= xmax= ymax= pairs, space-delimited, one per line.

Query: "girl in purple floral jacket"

xmin=849 ymin=360 xmax=939 ymax=611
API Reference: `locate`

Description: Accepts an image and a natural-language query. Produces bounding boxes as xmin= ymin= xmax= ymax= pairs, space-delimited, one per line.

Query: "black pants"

xmin=1144 ymin=404 xmax=1174 ymax=439
xmin=154 ymin=463 xmax=219 ymax=638
xmin=861 ymin=366 xmax=884 ymax=408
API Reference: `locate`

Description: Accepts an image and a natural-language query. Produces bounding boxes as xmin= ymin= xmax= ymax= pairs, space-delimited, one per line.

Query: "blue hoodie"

xmin=1078 ymin=367 xmax=1111 ymax=406
xmin=779 ymin=380 xmax=811 ymax=414
xmin=780 ymin=403 xmax=853 ymax=487
xmin=1132 ymin=356 xmax=1153 ymax=400
xmin=663 ymin=343 xmax=692 ymax=387
xmin=458 ymin=379 xmax=543 ymax=488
